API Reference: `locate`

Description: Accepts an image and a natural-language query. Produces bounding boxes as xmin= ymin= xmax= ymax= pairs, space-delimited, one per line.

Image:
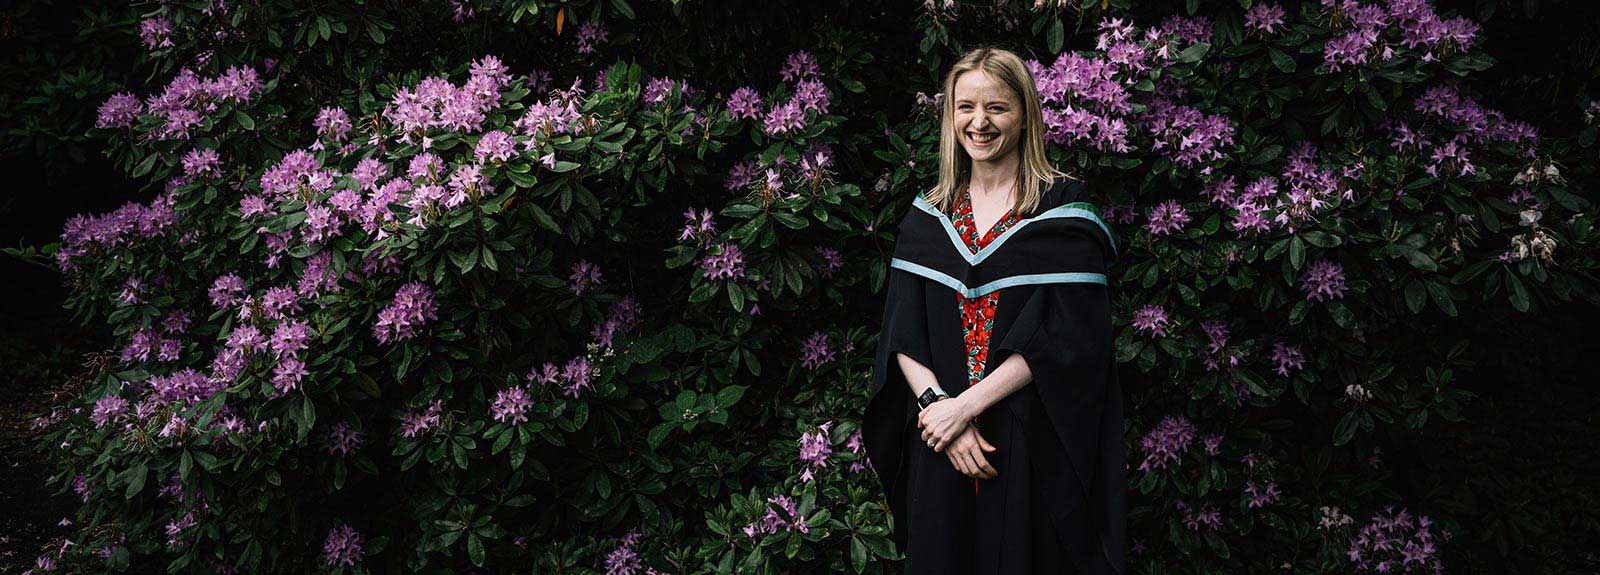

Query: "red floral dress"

xmin=951 ymin=191 xmax=1021 ymax=495
xmin=953 ymin=191 xmax=1021 ymax=386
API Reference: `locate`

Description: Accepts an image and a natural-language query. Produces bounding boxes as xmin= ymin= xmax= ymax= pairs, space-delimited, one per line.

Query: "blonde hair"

xmin=927 ymin=47 xmax=1071 ymax=217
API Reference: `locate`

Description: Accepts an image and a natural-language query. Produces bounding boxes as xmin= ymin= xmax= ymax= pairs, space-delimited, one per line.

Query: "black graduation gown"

xmin=863 ymin=177 xmax=1126 ymax=575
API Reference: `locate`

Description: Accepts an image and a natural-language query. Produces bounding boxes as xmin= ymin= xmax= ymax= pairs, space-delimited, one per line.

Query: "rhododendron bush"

xmin=15 ymin=0 xmax=1599 ymax=573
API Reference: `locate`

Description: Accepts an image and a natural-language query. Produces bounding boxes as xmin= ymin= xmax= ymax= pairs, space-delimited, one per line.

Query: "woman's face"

xmin=952 ymin=71 xmax=1023 ymax=166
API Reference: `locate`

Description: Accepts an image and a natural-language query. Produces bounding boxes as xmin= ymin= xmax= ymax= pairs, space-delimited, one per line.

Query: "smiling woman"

xmin=863 ymin=47 xmax=1126 ymax=575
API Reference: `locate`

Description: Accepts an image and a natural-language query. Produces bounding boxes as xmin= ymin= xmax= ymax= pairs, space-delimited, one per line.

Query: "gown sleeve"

xmin=863 ymin=261 xmax=936 ymax=552
xmin=990 ymin=219 xmax=1127 ymax=574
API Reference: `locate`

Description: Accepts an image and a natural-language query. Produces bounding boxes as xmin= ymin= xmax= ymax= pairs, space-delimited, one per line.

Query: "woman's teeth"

xmin=969 ymin=132 xmax=997 ymax=143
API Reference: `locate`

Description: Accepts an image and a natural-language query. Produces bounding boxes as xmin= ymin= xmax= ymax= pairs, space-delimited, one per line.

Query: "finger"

xmin=973 ymin=452 xmax=998 ymax=478
xmin=962 ymin=452 xmax=984 ymax=479
xmin=979 ymin=434 xmax=997 ymax=452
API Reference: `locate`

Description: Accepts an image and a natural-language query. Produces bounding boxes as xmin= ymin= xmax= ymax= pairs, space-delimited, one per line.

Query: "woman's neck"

xmin=967 ymin=153 xmax=1020 ymax=200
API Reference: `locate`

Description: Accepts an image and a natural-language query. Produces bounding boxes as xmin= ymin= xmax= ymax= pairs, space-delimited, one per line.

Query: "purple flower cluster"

xmin=1409 ymin=83 xmax=1538 ymax=160
xmin=780 ymin=51 xmax=821 ymax=83
xmin=799 ymin=332 xmax=835 ymax=370
xmin=96 ymin=66 xmax=261 ymax=140
xmin=1245 ymin=480 xmax=1282 ymax=508
xmin=526 ymin=355 xmax=600 ymax=399
xmin=56 ymin=195 xmax=177 ymax=271
xmin=699 ymin=243 xmax=746 ymax=281
xmin=678 ymin=207 xmax=717 ymax=245
xmin=1138 ymin=415 xmax=1197 ymax=472
xmin=314 ymin=107 xmax=352 ymax=148
xmin=181 ymin=148 xmax=221 ymax=178
xmin=491 ymin=385 xmax=534 ymax=425
xmin=474 ymin=130 xmax=516 ymax=164
xmin=1347 ymin=506 xmax=1442 ymax=574
xmin=742 ymin=494 xmax=809 ymax=538
xmin=1271 ymin=342 xmax=1305 ymax=376
xmin=139 ymin=16 xmax=175 ymax=49
xmin=324 ymin=421 xmax=365 ymax=457
xmin=382 ymin=55 xmax=513 ymax=138
xmin=754 ymin=51 xmax=830 ymax=137
xmin=92 ymin=395 xmax=128 ymax=429
xmin=165 ymin=511 xmax=197 ymax=549
xmin=1244 ymin=2 xmax=1287 ymax=35
xmin=1199 ymin=320 xmax=1239 ymax=371
xmin=576 ymin=22 xmax=609 ymax=55
xmin=400 ymin=400 xmax=443 ymax=438
xmin=72 ymin=474 xmax=93 ymax=502
xmin=797 ymin=421 xmax=833 ymax=481
xmin=147 ymin=368 xmax=224 ymax=407
xmin=1299 ymin=259 xmax=1348 ymax=302
xmin=1139 ymin=95 xmax=1235 ymax=172
xmin=724 ymin=160 xmax=758 ymax=192
xmin=373 ymin=282 xmax=439 ymax=343
xmin=846 ymin=429 xmax=870 ymax=474
xmin=95 ymin=93 xmax=143 ymax=130
xmin=1131 ymin=304 xmax=1171 ymax=338
xmin=604 ymin=529 xmax=642 ymax=575
xmin=726 ymin=87 xmax=764 ymax=122
xmin=1321 ymin=0 xmax=1479 ymax=74
xmin=815 ymin=246 xmax=843 ymax=277
xmin=643 ymin=77 xmax=680 ymax=104
xmin=591 ymin=296 xmax=644 ymax=350
xmin=323 ymin=524 xmax=363 ymax=568
xmin=569 ymin=260 xmax=603 ymax=296
xmin=1175 ymin=500 xmax=1223 ymax=531
xmin=1144 ymin=200 xmax=1190 ymax=236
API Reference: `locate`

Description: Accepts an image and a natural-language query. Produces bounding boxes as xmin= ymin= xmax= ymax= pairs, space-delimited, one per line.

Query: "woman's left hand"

xmin=917 ymin=395 xmax=977 ymax=453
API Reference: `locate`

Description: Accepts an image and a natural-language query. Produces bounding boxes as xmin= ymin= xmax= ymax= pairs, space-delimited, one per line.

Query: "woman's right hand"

xmin=945 ymin=425 xmax=998 ymax=479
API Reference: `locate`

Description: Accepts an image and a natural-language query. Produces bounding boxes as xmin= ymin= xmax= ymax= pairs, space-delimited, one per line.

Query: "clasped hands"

xmin=917 ymin=394 xmax=998 ymax=480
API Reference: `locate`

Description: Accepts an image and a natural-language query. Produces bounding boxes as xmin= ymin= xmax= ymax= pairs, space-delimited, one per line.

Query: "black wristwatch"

xmin=916 ymin=386 xmax=949 ymax=411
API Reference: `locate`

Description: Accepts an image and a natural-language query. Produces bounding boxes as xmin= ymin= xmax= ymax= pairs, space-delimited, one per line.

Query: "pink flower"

xmin=1144 ymin=200 xmax=1190 ymax=236
xmin=1132 ymin=305 xmax=1171 ymax=338
xmin=1299 ymin=259 xmax=1348 ymax=301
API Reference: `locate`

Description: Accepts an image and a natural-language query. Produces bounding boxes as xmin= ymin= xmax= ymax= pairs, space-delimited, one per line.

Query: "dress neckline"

xmin=959 ymin=187 xmax=1016 ymax=241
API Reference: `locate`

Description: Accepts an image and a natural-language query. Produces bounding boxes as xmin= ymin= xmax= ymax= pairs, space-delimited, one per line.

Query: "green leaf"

xmin=526 ymin=204 xmax=562 ymax=234
xmin=131 ymin=153 xmax=158 ymax=178
xmin=1289 ymin=236 xmax=1306 ymax=270
xmin=1176 ymin=41 xmax=1211 ymax=64
xmin=124 ymin=463 xmax=148 ymax=499
xmin=716 ymin=385 xmax=747 ymax=407
xmin=1404 ymin=280 xmax=1426 ymax=313
xmin=609 ymin=0 xmax=636 ymax=19
xmin=1046 ymin=18 xmax=1064 ymax=54
xmin=366 ymin=21 xmax=386 ymax=44
xmin=1392 ymin=245 xmax=1437 ymax=271
xmin=1505 ymin=271 xmax=1530 ymax=312
xmin=1268 ymin=47 xmax=1296 ymax=73
xmin=451 ymin=248 xmax=478 ymax=273
xmin=468 ymin=534 xmax=485 ymax=567
xmin=1425 ymin=280 xmax=1457 ymax=317
xmin=851 ymin=536 xmax=868 ymax=573
xmin=1332 ymin=410 xmax=1363 ymax=446
xmin=1264 ymin=237 xmax=1289 ymax=261
xmin=647 ymin=421 xmax=674 ymax=450
xmin=234 ymin=110 xmax=255 ymax=130
xmin=1301 ymin=231 xmax=1341 ymax=248
xmin=298 ymin=395 xmax=316 ymax=439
